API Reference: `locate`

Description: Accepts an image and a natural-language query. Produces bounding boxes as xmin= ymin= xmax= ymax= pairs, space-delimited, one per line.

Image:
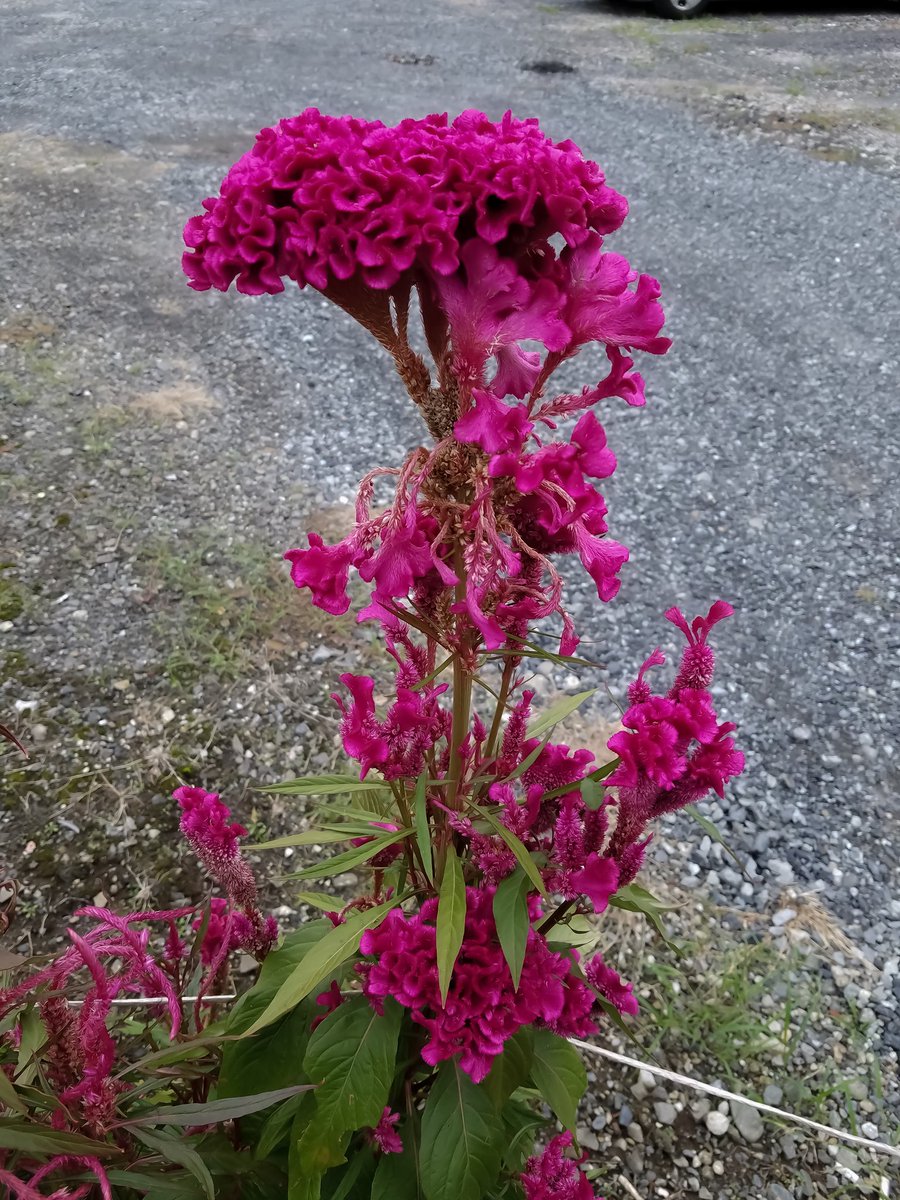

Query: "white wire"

xmin=66 ymin=995 xmax=236 ymax=1007
xmin=569 ymin=1038 xmax=900 ymax=1161
xmin=59 ymin=995 xmax=898 ymax=1164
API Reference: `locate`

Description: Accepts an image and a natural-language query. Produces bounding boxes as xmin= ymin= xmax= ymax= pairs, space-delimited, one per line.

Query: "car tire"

xmin=651 ymin=0 xmax=711 ymax=17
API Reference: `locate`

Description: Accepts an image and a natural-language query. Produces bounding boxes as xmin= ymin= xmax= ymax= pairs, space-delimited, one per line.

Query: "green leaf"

xmin=285 ymin=831 xmax=411 ymax=882
xmin=436 ymin=843 xmax=466 ymax=1005
xmin=529 ymin=1029 xmax=586 ymax=1132
xmin=220 ymin=923 xmax=330 ymax=1098
xmin=0 ymin=1064 xmax=26 ymax=1114
xmin=15 ymin=1007 xmax=46 ymax=1085
xmin=504 ymin=732 xmax=551 ymax=781
xmin=125 ymin=1084 xmax=315 ymax=1127
xmin=527 ymin=690 xmax=595 ymax=740
xmin=413 ymin=773 xmax=433 ymax=884
xmin=482 ymin=1027 xmax=534 ymax=1110
xmin=132 ymin=1129 xmax=214 ymax=1200
xmin=579 ymin=777 xmax=603 ymax=810
xmin=248 ymin=829 xmax=361 ymax=851
xmin=255 ymin=1092 xmax=308 ymax=1161
xmin=303 ymin=996 xmax=402 ymax=1131
xmin=609 ymin=882 xmax=678 ymax=947
xmin=0 ymin=1122 xmax=119 ymax=1158
xmin=371 ymin=1133 xmax=420 ymax=1200
xmin=246 ymin=898 xmax=406 ymax=1036
xmin=323 ymin=1147 xmax=375 ymax=1200
xmin=420 ymin=1062 xmax=503 ymax=1200
xmin=297 ymin=891 xmax=343 ymax=912
xmin=262 ymin=774 xmax=392 ymax=796
xmin=492 ymin=871 xmax=530 ymax=990
xmin=104 ymin=1168 xmax=205 ymax=1200
xmin=686 ymin=804 xmax=747 ymax=873
xmin=469 ymin=803 xmax=547 ymax=899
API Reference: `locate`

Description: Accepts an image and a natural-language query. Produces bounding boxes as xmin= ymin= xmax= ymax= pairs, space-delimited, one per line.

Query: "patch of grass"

xmin=78 ymin=406 xmax=132 ymax=455
xmin=0 ymin=568 xmax=27 ymax=622
xmin=689 ymin=15 xmax=729 ymax=32
xmin=138 ymin=533 xmax=365 ymax=687
xmin=140 ymin=537 xmax=294 ymax=685
xmin=683 ymin=41 xmax=711 ymax=56
xmin=808 ymin=146 xmax=861 ymax=166
xmin=611 ymin=22 xmax=662 ymax=48
xmin=786 ymin=79 xmax=805 ymax=98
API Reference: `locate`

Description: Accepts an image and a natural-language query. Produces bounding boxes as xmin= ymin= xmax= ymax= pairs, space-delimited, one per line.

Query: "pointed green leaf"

xmin=492 ymin=871 xmax=530 ymax=990
xmin=132 ymin=1129 xmax=213 ymax=1200
xmin=248 ymin=829 xmax=361 ymax=851
xmin=125 ymin=1084 xmax=315 ymax=1127
xmin=303 ymin=996 xmax=402 ymax=1130
xmin=285 ymin=830 xmax=411 ymax=882
xmin=104 ymin=1168 xmax=204 ymax=1199
xmin=0 ymin=1064 xmax=26 ymax=1114
xmin=297 ymin=891 xmax=343 ymax=912
xmin=482 ymin=1027 xmax=534 ymax=1110
xmin=0 ymin=1123 xmax=120 ymax=1159
xmin=297 ymin=996 xmax=402 ymax=1173
xmin=436 ymin=843 xmax=466 ymax=1006
xmin=420 ymin=1062 xmax=503 ymax=1200
xmin=609 ymin=882 xmax=678 ymax=948
xmin=413 ymin=773 xmax=433 ymax=884
xmin=686 ymin=804 xmax=747 ymax=873
xmin=245 ymin=897 xmax=406 ymax=1036
xmin=262 ymin=774 xmax=391 ymax=796
xmin=527 ymin=690 xmax=596 ymax=740
xmin=530 ymin=1029 xmax=587 ymax=1132
xmin=470 ymin=803 xmax=546 ymax=899
xmin=372 ymin=1131 xmax=420 ymax=1200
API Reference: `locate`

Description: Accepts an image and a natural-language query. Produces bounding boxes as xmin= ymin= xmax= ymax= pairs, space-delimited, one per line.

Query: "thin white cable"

xmin=569 ymin=1038 xmax=900 ymax=1161
xmin=67 ymin=994 xmax=236 ymax=1007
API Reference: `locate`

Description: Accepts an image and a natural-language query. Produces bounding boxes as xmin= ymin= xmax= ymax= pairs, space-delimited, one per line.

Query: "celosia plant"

xmin=180 ymin=107 xmax=743 ymax=1200
xmin=0 ymin=107 xmax=744 ymax=1199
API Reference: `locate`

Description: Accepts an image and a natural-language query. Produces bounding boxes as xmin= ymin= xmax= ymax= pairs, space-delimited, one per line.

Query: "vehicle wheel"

xmin=651 ymin=0 xmax=711 ymax=17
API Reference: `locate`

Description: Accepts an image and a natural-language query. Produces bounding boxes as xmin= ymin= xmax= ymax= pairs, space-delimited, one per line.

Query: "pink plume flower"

xmin=666 ymin=599 xmax=735 ymax=691
xmin=366 ymin=1107 xmax=403 ymax=1155
xmin=521 ymin=1133 xmax=599 ymax=1200
xmin=175 ymin=785 xmax=257 ymax=908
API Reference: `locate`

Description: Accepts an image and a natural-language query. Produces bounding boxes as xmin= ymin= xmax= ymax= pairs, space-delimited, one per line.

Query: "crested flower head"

xmin=183 ymin=108 xmax=628 ymax=296
xmin=521 ymin=1133 xmax=599 ymax=1200
xmin=358 ymin=887 xmax=597 ymax=1082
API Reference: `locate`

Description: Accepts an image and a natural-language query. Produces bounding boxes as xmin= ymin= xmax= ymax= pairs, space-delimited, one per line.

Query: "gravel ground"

xmin=1 ymin=0 xmax=899 ymax=1193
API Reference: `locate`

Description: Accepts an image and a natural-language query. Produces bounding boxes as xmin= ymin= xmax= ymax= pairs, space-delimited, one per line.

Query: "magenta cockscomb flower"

xmin=521 ymin=1133 xmax=599 ymax=1200
xmin=584 ymin=955 xmax=639 ymax=1017
xmin=358 ymin=888 xmax=596 ymax=1082
xmin=183 ymin=109 xmax=629 ymax=296
xmin=187 ymin=109 xmax=670 ymax=662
